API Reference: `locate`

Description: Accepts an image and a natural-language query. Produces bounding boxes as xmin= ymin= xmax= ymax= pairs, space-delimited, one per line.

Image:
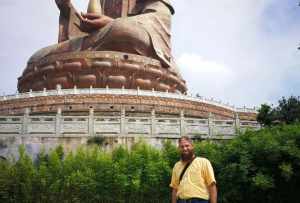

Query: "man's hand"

xmin=77 ymin=13 xmax=114 ymax=32
xmin=208 ymin=183 xmax=217 ymax=203
xmin=171 ymin=188 xmax=177 ymax=203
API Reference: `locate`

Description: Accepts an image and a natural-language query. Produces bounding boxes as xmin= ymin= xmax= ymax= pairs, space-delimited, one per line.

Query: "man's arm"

xmin=208 ymin=183 xmax=217 ymax=203
xmin=55 ymin=0 xmax=79 ymax=42
xmin=171 ymin=188 xmax=177 ymax=203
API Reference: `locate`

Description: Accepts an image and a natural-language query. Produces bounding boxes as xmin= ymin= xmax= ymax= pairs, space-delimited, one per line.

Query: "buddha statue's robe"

xmin=29 ymin=0 xmax=181 ymax=77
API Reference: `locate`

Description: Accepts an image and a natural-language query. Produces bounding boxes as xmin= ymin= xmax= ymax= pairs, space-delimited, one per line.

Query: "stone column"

xmin=89 ymin=86 xmax=94 ymax=94
xmin=208 ymin=113 xmax=214 ymax=138
xmin=120 ymin=107 xmax=126 ymax=136
xmin=43 ymin=88 xmax=47 ymax=96
xmin=235 ymin=112 xmax=240 ymax=135
xmin=180 ymin=110 xmax=185 ymax=136
xmin=151 ymin=109 xmax=156 ymax=136
xmin=29 ymin=89 xmax=33 ymax=97
xmin=22 ymin=108 xmax=30 ymax=135
xmin=55 ymin=107 xmax=62 ymax=136
xmin=73 ymin=85 xmax=78 ymax=94
xmin=16 ymin=91 xmax=19 ymax=99
xmin=88 ymin=108 xmax=94 ymax=137
xmin=56 ymin=84 xmax=62 ymax=95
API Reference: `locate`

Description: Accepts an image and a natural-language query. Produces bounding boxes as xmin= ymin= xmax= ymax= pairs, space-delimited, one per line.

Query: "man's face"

xmin=178 ymin=139 xmax=194 ymax=161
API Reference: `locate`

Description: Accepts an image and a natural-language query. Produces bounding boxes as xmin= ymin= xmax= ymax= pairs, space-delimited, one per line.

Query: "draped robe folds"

xmin=29 ymin=0 xmax=181 ymax=77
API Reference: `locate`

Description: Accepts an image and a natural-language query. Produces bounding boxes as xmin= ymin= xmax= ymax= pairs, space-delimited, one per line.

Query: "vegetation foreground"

xmin=0 ymin=124 xmax=300 ymax=203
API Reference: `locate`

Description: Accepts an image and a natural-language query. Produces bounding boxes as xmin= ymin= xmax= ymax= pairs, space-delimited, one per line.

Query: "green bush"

xmin=0 ymin=142 xmax=172 ymax=203
xmin=215 ymin=125 xmax=300 ymax=203
xmin=0 ymin=125 xmax=300 ymax=203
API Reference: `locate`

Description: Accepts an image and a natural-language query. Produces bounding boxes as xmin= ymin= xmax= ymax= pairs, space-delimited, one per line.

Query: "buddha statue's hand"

xmin=78 ymin=12 xmax=114 ymax=32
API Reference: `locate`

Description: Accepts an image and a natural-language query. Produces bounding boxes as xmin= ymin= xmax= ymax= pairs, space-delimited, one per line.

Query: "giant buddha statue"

xmin=18 ymin=0 xmax=187 ymax=94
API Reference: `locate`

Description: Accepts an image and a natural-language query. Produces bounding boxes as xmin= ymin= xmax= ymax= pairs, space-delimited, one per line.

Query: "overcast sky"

xmin=0 ymin=0 xmax=299 ymax=108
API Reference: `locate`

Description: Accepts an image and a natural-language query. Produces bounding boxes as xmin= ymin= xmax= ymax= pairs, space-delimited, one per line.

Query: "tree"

xmin=257 ymin=96 xmax=300 ymax=126
xmin=276 ymin=96 xmax=300 ymax=124
xmin=257 ymin=104 xmax=274 ymax=126
xmin=217 ymin=124 xmax=300 ymax=203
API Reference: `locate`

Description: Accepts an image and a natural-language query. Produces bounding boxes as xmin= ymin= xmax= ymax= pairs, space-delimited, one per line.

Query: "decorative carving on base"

xmin=18 ymin=51 xmax=187 ymax=94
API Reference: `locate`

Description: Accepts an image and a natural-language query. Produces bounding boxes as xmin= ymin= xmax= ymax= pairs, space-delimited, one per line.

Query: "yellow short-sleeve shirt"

xmin=169 ymin=157 xmax=216 ymax=200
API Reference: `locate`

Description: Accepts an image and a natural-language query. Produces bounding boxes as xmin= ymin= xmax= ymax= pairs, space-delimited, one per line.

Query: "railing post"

xmin=29 ymin=89 xmax=33 ymax=97
xmin=43 ymin=88 xmax=47 ymax=96
xmin=89 ymin=86 xmax=94 ymax=94
xmin=55 ymin=107 xmax=62 ymax=136
xmin=121 ymin=86 xmax=125 ymax=94
xmin=88 ymin=107 xmax=94 ymax=136
xmin=180 ymin=110 xmax=185 ymax=136
xmin=208 ymin=113 xmax=214 ymax=138
xmin=22 ymin=108 xmax=30 ymax=135
xmin=120 ymin=107 xmax=126 ymax=136
xmin=56 ymin=84 xmax=62 ymax=95
xmin=151 ymin=109 xmax=156 ymax=136
xmin=106 ymin=85 xmax=109 ymax=94
xmin=73 ymin=85 xmax=78 ymax=94
xmin=235 ymin=112 xmax=240 ymax=135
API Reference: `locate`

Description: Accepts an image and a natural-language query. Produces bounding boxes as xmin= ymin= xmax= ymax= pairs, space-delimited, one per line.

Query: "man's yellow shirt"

xmin=170 ymin=157 xmax=216 ymax=200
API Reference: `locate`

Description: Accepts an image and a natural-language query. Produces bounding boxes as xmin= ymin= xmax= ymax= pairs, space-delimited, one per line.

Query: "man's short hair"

xmin=178 ymin=136 xmax=193 ymax=144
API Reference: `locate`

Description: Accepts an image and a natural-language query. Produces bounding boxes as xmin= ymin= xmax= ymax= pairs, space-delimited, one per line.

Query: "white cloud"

xmin=177 ymin=54 xmax=235 ymax=99
xmin=172 ymin=0 xmax=300 ymax=106
xmin=178 ymin=54 xmax=232 ymax=75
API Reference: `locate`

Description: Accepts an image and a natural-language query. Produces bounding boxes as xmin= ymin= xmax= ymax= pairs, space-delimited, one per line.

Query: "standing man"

xmin=170 ymin=136 xmax=217 ymax=203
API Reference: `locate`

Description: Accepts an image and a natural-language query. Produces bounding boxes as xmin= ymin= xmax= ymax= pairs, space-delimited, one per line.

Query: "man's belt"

xmin=177 ymin=197 xmax=208 ymax=203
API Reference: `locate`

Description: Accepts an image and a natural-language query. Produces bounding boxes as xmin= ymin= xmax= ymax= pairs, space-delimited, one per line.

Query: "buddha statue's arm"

xmin=77 ymin=0 xmax=169 ymax=34
xmin=141 ymin=0 xmax=172 ymax=16
xmin=55 ymin=0 xmax=113 ymax=39
xmin=55 ymin=0 xmax=88 ymax=42
xmin=78 ymin=13 xmax=114 ymax=33
xmin=55 ymin=0 xmax=72 ymax=16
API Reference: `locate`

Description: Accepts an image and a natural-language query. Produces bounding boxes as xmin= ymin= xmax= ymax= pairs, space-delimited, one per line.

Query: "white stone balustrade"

xmin=0 ymin=87 xmax=258 ymax=114
xmin=0 ymin=110 xmax=260 ymax=139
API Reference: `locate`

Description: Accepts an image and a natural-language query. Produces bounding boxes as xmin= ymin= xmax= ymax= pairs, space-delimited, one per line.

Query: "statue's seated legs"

xmin=29 ymin=18 xmax=155 ymax=65
xmin=91 ymin=19 xmax=156 ymax=58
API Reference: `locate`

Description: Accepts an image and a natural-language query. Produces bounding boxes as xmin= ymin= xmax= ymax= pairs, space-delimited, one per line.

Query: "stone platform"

xmin=0 ymin=87 xmax=257 ymax=119
xmin=0 ymin=88 xmax=259 ymax=157
xmin=18 ymin=51 xmax=187 ymax=94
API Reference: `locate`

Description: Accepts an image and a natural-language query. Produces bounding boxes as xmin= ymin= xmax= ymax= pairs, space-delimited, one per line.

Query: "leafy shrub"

xmin=0 ymin=125 xmax=300 ymax=203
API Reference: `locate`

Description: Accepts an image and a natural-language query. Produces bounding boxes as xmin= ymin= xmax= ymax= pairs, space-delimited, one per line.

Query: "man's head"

xmin=178 ymin=136 xmax=195 ymax=162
